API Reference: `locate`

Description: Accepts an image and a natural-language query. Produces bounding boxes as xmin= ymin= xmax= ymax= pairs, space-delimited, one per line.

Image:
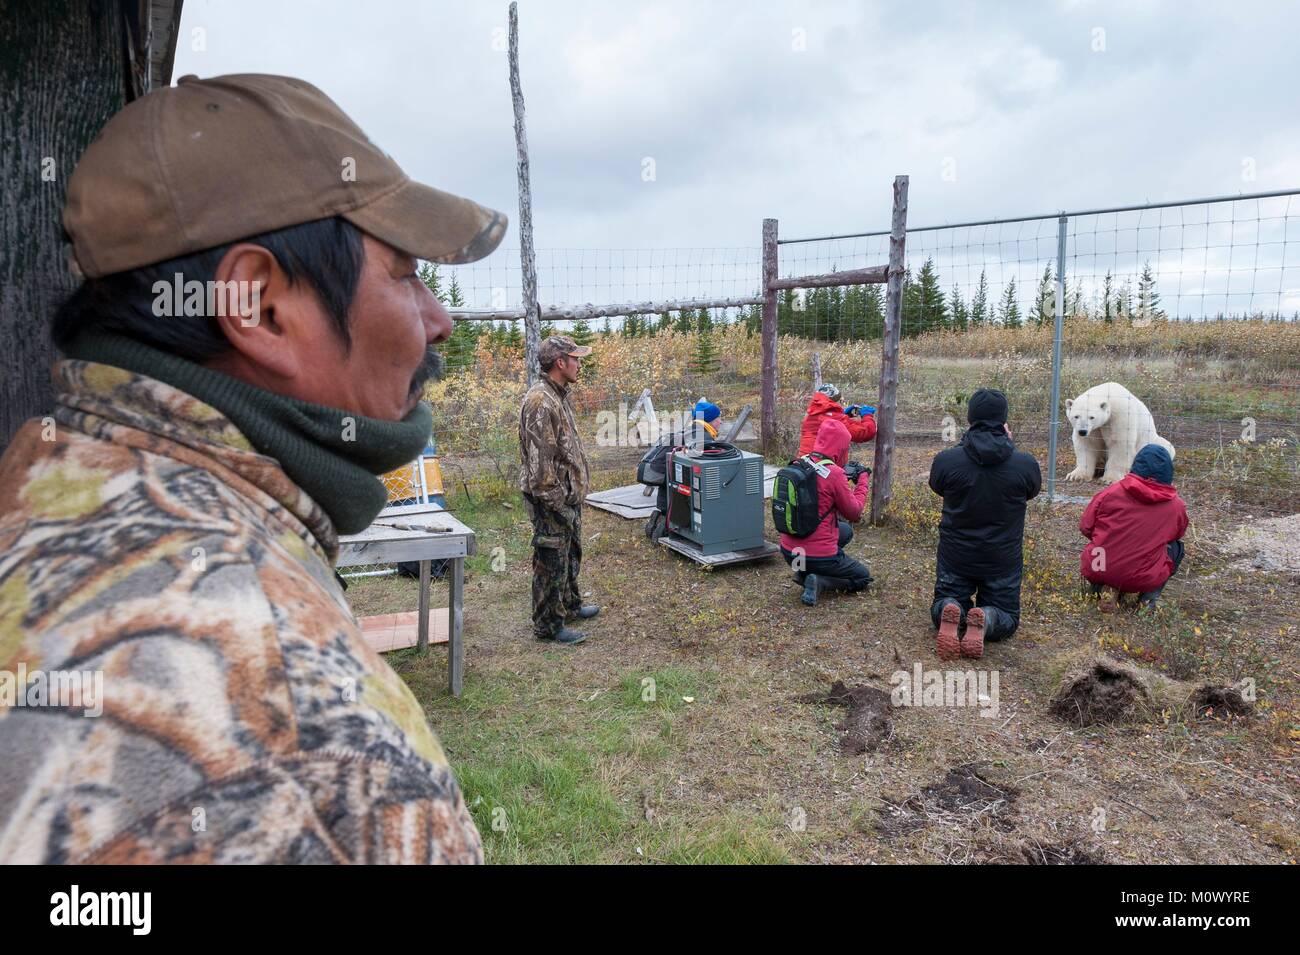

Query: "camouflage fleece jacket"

xmin=0 ymin=360 xmax=482 ymax=864
xmin=518 ymin=375 xmax=590 ymax=511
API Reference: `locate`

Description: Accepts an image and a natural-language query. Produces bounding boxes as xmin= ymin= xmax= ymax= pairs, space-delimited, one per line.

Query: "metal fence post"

xmin=1046 ymin=214 xmax=1068 ymax=501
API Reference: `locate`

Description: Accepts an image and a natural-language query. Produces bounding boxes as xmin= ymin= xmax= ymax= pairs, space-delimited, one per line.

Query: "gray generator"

xmin=665 ymin=446 xmax=766 ymax=555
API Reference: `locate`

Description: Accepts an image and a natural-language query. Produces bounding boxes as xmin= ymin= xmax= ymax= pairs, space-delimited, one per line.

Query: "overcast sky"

xmin=174 ymin=0 xmax=1300 ymax=314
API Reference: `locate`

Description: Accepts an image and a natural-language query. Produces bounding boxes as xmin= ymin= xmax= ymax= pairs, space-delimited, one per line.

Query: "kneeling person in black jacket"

xmin=928 ymin=389 xmax=1041 ymax=660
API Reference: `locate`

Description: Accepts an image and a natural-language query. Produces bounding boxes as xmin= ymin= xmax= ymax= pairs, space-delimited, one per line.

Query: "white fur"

xmin=1063 ymin=381 xmax=1175 ymax=484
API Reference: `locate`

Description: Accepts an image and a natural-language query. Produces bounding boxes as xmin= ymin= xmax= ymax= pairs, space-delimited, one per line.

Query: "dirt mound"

xmin=799 ymin=680 xmax=893 ymax=754
xmin=876 ymin=763 xmax=1018 ymax=837
xmin=1050 ymin=654 xmax=1254 ymax=727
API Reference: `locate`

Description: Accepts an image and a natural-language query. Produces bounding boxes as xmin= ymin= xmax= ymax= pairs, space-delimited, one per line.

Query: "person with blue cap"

xmin=1080 ymin=442 xmax=1188 ymax=611
xmin=641 ymin=399 xmax=726 ymax=542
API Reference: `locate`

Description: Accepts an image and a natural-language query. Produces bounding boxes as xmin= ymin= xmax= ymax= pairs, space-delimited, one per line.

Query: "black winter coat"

xmin=928 ymin=423 xmax=1042 ymax=577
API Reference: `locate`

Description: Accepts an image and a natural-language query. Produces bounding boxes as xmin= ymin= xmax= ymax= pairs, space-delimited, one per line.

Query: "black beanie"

xmin=967 ymin=388 xmax=1009 ymax=425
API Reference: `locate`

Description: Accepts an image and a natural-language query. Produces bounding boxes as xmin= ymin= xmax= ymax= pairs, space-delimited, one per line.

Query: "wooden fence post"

xmin=508 ymin=2 xmax=541 ymax=385
xmin=760 ymin=218 xmax=778 ymax=453
xmin=870 ymin=175 xmax=908 ymax=524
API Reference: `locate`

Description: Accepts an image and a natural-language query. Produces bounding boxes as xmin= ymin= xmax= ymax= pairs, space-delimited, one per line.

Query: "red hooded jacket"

xmin=1080 ymin=474 xmax=1188 ymax=593
xmin=797 ymin=392 xmax=877 ymax=456
xmin=780 ymin=418 xmax=869 ymax=558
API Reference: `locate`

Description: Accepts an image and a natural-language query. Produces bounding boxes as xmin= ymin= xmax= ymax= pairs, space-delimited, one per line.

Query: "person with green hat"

xmin=0 ymin=73 xmax=504 ymax=863
xmin=519 ymin=335 xmax=601 ymax=644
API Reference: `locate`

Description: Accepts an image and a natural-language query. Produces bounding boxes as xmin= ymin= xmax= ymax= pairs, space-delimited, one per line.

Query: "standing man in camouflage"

xmin=519 ymin=336 xmax=600 ymax=644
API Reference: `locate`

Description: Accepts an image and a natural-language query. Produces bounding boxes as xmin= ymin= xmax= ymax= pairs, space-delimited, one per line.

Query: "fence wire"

xmin=424 ymin=191 xmax=1300 ymax=514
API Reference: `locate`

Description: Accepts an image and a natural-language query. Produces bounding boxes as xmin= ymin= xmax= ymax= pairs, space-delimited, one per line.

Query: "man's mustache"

xmin=409 ymin=348 xmax=445 ymax=396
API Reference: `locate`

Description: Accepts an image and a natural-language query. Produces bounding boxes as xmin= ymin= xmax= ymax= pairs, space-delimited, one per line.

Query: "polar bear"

xmin=1064 ymin=382 xmax=1175 ymax=483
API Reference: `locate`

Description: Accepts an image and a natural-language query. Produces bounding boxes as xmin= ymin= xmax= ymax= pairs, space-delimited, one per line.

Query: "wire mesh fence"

xmin=776 ymin=191 xmax=1300 ymax=513
xmin=424 ymin=190 xmax=1300 ymax=514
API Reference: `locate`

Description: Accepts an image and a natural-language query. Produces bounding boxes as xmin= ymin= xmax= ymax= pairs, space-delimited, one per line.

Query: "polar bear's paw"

xmin=1064 ymin=467 xmax=1091 ymax=482
xmin=1100 ymin=470 xmax=1127 ymax=485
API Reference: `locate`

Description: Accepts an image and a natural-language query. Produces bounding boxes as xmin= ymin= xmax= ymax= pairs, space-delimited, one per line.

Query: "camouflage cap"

xmin=539 ymin=335 xmax=592 ymax=366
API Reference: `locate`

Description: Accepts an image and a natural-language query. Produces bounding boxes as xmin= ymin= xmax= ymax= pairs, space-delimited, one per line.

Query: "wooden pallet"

xmin=658 ymin=534 xmax=781 ymax=569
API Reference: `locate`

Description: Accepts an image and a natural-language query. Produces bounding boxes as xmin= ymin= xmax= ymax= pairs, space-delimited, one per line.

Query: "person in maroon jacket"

xmin=797 ymin=384 xmax=877 ymax=456
xmin=779 ymin=418 xmax=873 ymax=605
xmin=1080 ymin=443 xmax=1188 ymax=611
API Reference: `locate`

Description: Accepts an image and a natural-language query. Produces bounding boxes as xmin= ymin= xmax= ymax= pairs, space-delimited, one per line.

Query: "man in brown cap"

xmin=0 ymin=74 xmax=505 ymax=863
xmin=519 ymin=336 xmax=599 ymax=644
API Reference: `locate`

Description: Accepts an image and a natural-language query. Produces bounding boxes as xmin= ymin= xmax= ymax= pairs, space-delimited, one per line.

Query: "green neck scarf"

xmin=62 ymin=330 xmax=432 ymax=535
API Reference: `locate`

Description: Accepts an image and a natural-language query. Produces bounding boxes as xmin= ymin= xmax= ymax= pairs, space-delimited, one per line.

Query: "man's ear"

xmin=209 ymin=243 xmax=301 ymax=381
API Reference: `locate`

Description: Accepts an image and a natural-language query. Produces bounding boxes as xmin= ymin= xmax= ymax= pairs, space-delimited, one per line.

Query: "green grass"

xmin=396 ymin=658 xmax=792 ymax=863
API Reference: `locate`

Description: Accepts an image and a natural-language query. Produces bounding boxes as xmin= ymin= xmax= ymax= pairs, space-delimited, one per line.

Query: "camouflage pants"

xmin=524 ymin=495 xmax=583 ymax=637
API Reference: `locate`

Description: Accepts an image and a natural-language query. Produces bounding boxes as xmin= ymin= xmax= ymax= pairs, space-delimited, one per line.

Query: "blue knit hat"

xmin=1131 ymin=443 xmax=1174 ymax=484
xmin=693 ymin=400 xmax=721 ymax=423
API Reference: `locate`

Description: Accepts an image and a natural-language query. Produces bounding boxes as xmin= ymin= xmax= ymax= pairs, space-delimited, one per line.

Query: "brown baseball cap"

xmin=539 ymin=335 xmax=593 ymax=365
xmin=63 ymin=73 xmax=508 ymax=279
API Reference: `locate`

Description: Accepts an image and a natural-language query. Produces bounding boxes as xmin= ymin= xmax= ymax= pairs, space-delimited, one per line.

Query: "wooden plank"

xmin=767 ymin=265 xmax=888 ymax=290
xmin=870 ymin=175 xmax=909 ymax=524
xmin=760 ymin=218 xmax=779 ymax=452
xmin=359 ymin=609 xmax=449 ymax=653
xmin=508 ymin=2 xmax=541 ymax=384
xmin=659 ymin=535 xmax=781 ymax=567
xmin=448 ymin=294 xmax=766 ymax=323
xmin=336 ymin=537 xmax=468 ymax=566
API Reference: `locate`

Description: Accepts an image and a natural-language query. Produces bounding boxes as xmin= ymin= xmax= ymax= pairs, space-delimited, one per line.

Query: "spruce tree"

xmin=1034 ymin=263 xmax=1055 ymax=326
xmin=1102 ymin=271 xmax=1115 ymax=324
xmin=998 ymin=277 xmax=1022 ymax=328
xmin=909 ymin=259 xmax=946 ymax=336
xmin=1070 ymin=277 xmax=1086 ymax=319
xmin=949 ymin=284 xmax=969 ymax=331
xmin=1137 ymin=262 xmax=1163 ymax=321
xmin=863 ymin=285 xmax=885 ymax=339
xmin=689 ymin=308 xmax=719 ymax=376
xmin=674 ymin=307 xmax=695 ymax=334
xmin=970 ymin=270 xmax=989 ymax=326
xmin=418 ymin=261 xmax=441 ymax=300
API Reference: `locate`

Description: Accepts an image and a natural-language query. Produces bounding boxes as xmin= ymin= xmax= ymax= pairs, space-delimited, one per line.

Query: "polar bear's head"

xmin=1065 ymin=393 xmax=1111 ymax=436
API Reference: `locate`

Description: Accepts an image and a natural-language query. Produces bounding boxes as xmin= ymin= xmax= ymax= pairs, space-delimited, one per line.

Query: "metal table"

xmin=337 ymin=503 xmax=476 ymax=696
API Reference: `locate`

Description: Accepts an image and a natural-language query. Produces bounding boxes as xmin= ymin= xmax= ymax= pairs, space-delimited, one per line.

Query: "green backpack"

xmin=771 ymin=454 xmax=834 ymax=537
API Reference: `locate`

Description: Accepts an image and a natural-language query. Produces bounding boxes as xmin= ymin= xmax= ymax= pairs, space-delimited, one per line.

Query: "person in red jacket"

xmin=1080 ymin=443 xmax=1188 ymax=611
xmin=779 ymin=418 xmax=873 ymax=605
xmin=797 ymin=384 xmax=877 ymax=456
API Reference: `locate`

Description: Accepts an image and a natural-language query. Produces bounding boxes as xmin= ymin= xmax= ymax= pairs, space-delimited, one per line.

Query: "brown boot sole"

xmin=937 ymin=603 xmax=962 ymax=660
xmin=962 ymin=607 xmax=986 ymax=659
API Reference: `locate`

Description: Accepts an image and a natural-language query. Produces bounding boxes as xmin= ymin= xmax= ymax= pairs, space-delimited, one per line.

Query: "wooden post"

xmin=416 ymin=559 xmax=431 ymax=651
xmin=508 ymin=2 xmax=541 ymax=385
xmin=760 ymin=218 xmax=778 ymax=453
xmin=870 ymin=175 xmax=908 ymax=524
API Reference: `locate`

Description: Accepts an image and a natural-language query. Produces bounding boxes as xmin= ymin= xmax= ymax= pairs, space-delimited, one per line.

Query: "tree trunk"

xmin=1 ymin=0 xmax=127 ymax=452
